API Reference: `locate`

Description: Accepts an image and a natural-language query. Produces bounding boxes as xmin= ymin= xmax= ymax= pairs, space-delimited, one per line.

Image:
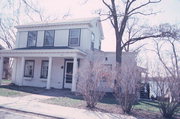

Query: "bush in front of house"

xmin=77 ymin=52 xmax=114 ymax=108
xmin=113 ymin=63 xmax=141 ymax=114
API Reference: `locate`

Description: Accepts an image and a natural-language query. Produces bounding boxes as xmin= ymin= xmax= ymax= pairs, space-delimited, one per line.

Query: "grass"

xmin=43 ymin=95 xmax=121 ymax=114
xmin=0 ymin=80 xmax=25 ymax=97
xmin=42 ymin=93 xmax=117 ymax=108
xmin=0 ymin=79 xmax=46 ymax=97
xmin=43 ymin=96 xmax=118 ymax=108
xmin=134 ymin=100 xmax=160 ymax=112
xmin=43 ymin=96 xmax=180 ymax=119
xmin=43 ymin=94 xmax=160 ymax=112
xmin=44 ymin=97 xmax=86 ymax=107
xmin=0 ymin=88 xmax=25 ymax=97
xmin=42 ymin=94 xmax=180 ymax=118
xmin=1 ymin=79 xmax=12 ymax=85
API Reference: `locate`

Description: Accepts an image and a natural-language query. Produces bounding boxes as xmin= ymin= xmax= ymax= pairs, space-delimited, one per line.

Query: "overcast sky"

xmin=35 ymin=0 xmax=180 ymax=52
xmin=1 ymin=0 xmax=179 ymax=52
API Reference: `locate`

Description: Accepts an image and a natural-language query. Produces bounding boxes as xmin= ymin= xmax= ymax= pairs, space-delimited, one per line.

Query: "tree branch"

xmin=102 ymin=0 xmax=113 ymax=13
xmin=155 ymin=41 xmax=176 ymax=79
xmin=128 ymin=0 xmax=161 ymax=15
xmin=122 ymin=34 xmax=161 ymax=48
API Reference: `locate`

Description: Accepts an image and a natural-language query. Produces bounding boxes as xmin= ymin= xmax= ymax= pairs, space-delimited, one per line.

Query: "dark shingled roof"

xmin=14 ymin=46 xmax=74 ymax=50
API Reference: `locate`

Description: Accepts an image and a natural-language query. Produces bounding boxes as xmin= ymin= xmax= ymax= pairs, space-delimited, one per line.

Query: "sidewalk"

xmin=0 ymin=95 xmax=137 ymax=119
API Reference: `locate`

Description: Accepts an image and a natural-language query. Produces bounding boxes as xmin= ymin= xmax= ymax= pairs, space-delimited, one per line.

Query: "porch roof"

xmin=0 ymin=47 xmax=87 ymax=58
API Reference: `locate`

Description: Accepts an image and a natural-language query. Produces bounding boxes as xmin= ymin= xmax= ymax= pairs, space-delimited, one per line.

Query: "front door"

xmin=64 ymin=61 xmax=73 ymax=89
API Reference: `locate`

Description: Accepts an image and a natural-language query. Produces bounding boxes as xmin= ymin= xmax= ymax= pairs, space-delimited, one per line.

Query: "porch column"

xmin=20 ymin=57 xmax=25 ymax=86
xmin=46 ymin=57 xmax=52 ymax=89
xmin=0 ymin=57 xmax=4 ymax=84
xmin=72 ymin=56 xmax=78 ymax=92
xmin=11 ymin=58 xmax=17 ymax=84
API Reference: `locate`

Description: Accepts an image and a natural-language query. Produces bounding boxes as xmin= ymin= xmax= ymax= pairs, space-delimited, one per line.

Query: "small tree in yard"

xmin=151 ymin=76 xmax=180 ymax=119
xmin=149 ymin=25 xmax=180 ymax=118
xmin=114 ymin=62 xmax=141 ymax=114
xmin=77 ymin=52 xmax=114 ymax=108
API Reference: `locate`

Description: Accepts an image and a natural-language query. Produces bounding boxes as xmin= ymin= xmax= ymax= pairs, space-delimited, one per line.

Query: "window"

xmin=27 ymin=31 xmax=37 ymax=47
xmin=91 ymin=42 xmax=94 ymax=50
xmin=40 ymin=60 xmax=49 ymax=78
xmin=91 ymin=33 xmax=95 ymax=50
xmin=24 ymin=60 xmax=35 ymax=77
xmin=101 ymin=64 xmax=112 ymax=82
xmin=44 ymin=30 xmax=55 ymax=46
xmin=104 ymin=64 xmax=112 ymax=70
xmin=99 ymin=41 xmax=101 ymax=50
xmin=68 ymin=29 xmax=81 ymax=46
xmin=91 ymin=33 xmax=95 ymax=41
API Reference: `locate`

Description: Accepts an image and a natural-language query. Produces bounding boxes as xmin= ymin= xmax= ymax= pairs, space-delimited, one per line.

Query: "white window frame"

xmin=43 ymin=30 xmax=55 ymax=46
xmin=24 ymin=60 xmax=35 ymax=77
xmin=68 ymin=29 xmax=81 ymax=46
xmin=27 ymin=31 xmax=37 ymax=47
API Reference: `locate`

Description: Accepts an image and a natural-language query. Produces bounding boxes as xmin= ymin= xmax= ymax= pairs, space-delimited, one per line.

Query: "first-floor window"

xmin=101 ymin=64 xmax=113 ymax=82
xmin=104 ymin=64 xmax=112 ymax=70
xmin=24 ymin=60 xmax=35 ymax=77
xmin=40 ymin=60 xmax=49 ymax=78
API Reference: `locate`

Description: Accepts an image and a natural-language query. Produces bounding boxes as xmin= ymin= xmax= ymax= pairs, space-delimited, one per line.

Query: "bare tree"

xmin=123 ymin=18 xmax=148 ymax=52
xmin=77 ymin=51 xmax=114 ymax=108
xmin=99 ymin=0 xmax=177 ymax=66
xmin=100 ymin=0 xmax=164 ymax=64
xmin=148 ymin=24 xmax=180 ymax=118
xmin=0 ymin=0 xmax=61 ymax=49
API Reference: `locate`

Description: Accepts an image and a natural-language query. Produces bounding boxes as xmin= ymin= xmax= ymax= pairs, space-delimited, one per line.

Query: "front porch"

xmin=0 ymin=47 xmax=86 ymax=91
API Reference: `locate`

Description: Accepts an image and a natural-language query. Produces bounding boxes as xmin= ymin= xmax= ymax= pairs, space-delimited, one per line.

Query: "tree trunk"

xmin=115 ymin=28 xmax=123 ymax=65
xmin=116 ymin=38 xmax=122 ymax=65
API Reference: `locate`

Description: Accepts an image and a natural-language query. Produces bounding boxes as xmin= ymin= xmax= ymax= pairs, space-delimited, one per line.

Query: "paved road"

xmin=0 ymin=108 xmax=58 ymax=119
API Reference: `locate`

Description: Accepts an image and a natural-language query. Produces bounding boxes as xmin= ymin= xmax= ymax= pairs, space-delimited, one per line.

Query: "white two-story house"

xmin=0 ymin=17 xmax=142 ymax=92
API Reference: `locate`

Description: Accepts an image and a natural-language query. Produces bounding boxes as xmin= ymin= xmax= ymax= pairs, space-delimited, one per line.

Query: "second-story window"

xmin=44 ymin=30 xmax=55 ymax=46
xmin=99 ymin=41 xmax=101 ymax=50
xmin=91 ymin=33 xmax=95 ymax=50
xmin=91 ymin=42 xmax=94 ymax=50
xmin=68 ymin=29 xmax=81 ymax=46
xmin=27 ymin=31 xmax=37 ymax=47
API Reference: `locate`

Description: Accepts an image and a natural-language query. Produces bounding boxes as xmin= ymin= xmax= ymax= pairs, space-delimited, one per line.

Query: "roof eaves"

xmin=15 ymin=17 xmax=99 ymax=29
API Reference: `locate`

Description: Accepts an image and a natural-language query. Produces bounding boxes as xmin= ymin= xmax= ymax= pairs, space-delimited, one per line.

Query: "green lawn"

xmin=0 ymin=80 xmax=45 ymax=97
xmin=42 ymin=95 xmax=180 ymax=118
xmin=1 ymin=80 xmax=12 ymax=85
xmin=42 ymin=94 xmax=162 ymax=114
xmin=0 ymin=88 xmax=26 ymax=97
xmin=43 ymin=97 xmax=86 ymax=107
xmin=42 ymin=95 xmax=120 ymax=114
xmin=0 ymin=80 xmax=24 ymax=97
xmin=42 ymin=94 xmax=180 ymax=115
xmin=134 ymin=100 xmax=160 ymax=112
